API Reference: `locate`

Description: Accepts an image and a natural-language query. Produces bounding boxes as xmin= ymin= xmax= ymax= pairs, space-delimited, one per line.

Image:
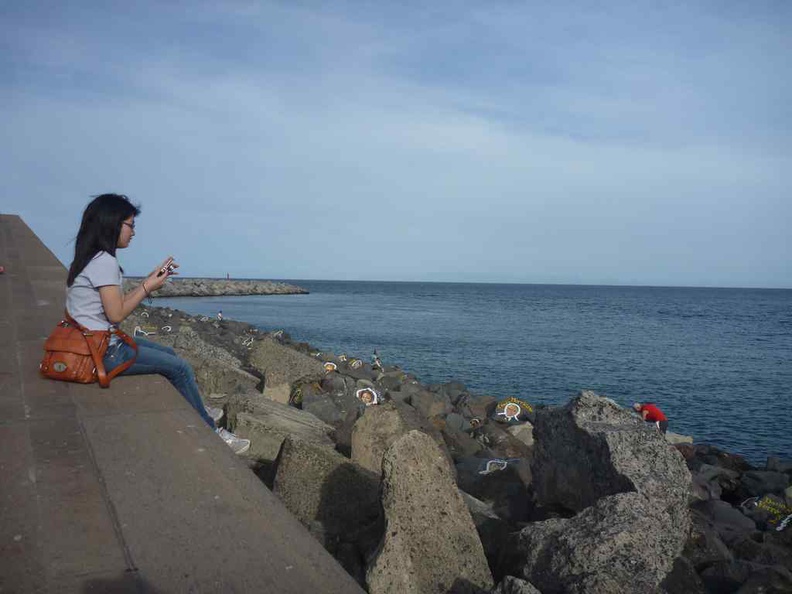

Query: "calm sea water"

xmin=157 ymin=281 xmax=792 ymax=464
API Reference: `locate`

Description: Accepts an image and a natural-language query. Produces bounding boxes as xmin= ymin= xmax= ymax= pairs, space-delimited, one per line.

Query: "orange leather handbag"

xmin=40 ymin=312 xmax=137 ymax=388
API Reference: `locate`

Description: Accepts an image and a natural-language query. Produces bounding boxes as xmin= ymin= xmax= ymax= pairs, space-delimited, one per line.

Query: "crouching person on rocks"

xmin=65 ymin=193 xmax=250 ymax=454
xmin=633 ymin=402 xmax=669 ymax=434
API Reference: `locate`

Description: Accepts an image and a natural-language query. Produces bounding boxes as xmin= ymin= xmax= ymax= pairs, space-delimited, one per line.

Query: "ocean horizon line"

xmin=130 ymin=276 xmax=792 ymax=292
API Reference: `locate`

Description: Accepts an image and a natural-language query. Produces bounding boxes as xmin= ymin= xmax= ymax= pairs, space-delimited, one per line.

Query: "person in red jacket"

xmin=633 ymin=402 xmax=669 ymax=434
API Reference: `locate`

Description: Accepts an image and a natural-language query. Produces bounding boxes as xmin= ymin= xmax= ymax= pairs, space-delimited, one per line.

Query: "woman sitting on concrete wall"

xmin=65 ymin=193 xmax=250 ymax=454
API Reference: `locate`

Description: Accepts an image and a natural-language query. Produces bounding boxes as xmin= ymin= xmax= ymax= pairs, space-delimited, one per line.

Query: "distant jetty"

xmin=123 ymin=277 xmax=309 ymax=297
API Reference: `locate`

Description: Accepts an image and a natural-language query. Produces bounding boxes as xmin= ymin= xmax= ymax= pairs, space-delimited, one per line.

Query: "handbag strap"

xmin=64 ymin=311 xmax=138 ymax=389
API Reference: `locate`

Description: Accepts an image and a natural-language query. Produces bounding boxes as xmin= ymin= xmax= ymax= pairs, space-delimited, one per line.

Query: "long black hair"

xmin=67 ymin=194 xmax=141 ymax=286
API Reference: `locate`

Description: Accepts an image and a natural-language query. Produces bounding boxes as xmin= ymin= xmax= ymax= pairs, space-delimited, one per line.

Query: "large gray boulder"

xmin=692 ymin=499 xmax=757 ymax=545
xmin=530 ymin=391 xmax=690 ymax=513
xmin=163 ymin=324 xmax=243 ymax=366
xmin=737 ymin=470 xmax=791 ymax=500
xmin=505 ymin=492 xmax=684 ymax=594
xmin=766 ymin=457 xmax=792 ymax=474
xmin=227 ymin=393 xmax=335 ymax=462
xmin=409 ymin=388 xmax=453 ymax=419
xmin=440 ymin=421 xmax=485 ymax=460
xmin=273 ymin=436 xmax=381 ymax=535
xmin=505 ymin=422 xmax=534 ymax=449
xmin=272 ymin=436 xmax=383 ymax=584
xmin=317 ymin=373 xmax=360 ymax=418
xmin=292 ymin=373 xmax=358 ymax=426
xmin=366 ymin=431 xmax=493 ymax=594
xmin=351 ymin=402 xmax=409 ymax=475
xmin=659 ymin=557 xmax=707 ymax=594
xmin=479 ymin=422 xmax=533 ymax=461
xmin=456 ymin=457 xmax=532 ymax=524
xmin=301 ymin=392 xmax=344 ymax=425
xmin=683 ymin=508 xmax=735 ymax=570
xmin=351 ymin=400 xmax=450 ymax=476
xmin=691 ymin=463 xmax=741 ymax=501
xmin=503 ymin=391 xmax=691 ymax=593
xmin=376 ymin=370 xmax=408 ymax=393
xmin=179 ymin=353 xmax=260 ymax=398
xmin=248 ymin=337 xmax=324 ymax=403
xmin=460 ymin=492 xmax=513 ymax=576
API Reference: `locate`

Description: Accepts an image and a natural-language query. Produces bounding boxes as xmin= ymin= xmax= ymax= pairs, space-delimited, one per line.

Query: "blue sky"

xmin=2 ymin=1 xmax=790 ymax=287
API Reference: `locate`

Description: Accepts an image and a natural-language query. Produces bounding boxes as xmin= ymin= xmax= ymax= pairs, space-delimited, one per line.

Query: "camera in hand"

xmin=157 ymin=260 xmax=175 ymax=277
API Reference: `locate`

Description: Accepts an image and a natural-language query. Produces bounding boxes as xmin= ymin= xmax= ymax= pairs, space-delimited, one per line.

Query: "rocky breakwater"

xmin=499 ymin=392 xmax=691 ymax=593
xmin=120 ymin=305 xmax=792 ymax=594
xmin=123 ymin=277 xmax=308 ymax=297
xmin=673 ymin=445 xmax=792 ymax=593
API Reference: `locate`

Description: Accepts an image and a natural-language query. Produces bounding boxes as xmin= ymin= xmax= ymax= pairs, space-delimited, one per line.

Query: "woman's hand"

xmin=144 ymin=256 xmax=179 ymax=293
xmin=101 ymin=256 xmax=180 ymax=324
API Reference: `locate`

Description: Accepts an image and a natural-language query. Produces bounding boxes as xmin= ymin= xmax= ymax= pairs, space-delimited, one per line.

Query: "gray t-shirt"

xmin=65 ymin=251 xmax=123 ymax=330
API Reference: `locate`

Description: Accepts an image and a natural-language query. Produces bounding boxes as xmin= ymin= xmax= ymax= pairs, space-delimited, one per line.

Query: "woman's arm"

xmin=99 ymin=257 xmax=177 ymax=324
xmin=99 ymin=283 xmax=148 ymax=324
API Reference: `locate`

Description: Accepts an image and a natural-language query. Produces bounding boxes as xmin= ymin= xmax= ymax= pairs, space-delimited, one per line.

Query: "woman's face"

xmin=118 ymin=216 xmax=136 ymax=248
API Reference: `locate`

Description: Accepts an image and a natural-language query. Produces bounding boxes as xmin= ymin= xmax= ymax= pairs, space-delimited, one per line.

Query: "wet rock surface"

xmin=122 ymin=305 xmax=792 ymax=594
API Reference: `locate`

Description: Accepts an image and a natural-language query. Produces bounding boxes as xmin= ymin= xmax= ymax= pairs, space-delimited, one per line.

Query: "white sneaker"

xmin=215 ymin=428 xmax=251 ymax=455
xmin=205 ymin=405 xmax=224 ymax=423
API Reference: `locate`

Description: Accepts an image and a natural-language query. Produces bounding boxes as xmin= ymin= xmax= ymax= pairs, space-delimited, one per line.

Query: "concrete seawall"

xmin=0 ymin=214 xmax=364 ymax=593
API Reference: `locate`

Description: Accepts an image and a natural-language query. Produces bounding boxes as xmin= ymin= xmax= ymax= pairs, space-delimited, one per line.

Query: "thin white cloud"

xmin=1 ymin=1 xmax=790 ymax=287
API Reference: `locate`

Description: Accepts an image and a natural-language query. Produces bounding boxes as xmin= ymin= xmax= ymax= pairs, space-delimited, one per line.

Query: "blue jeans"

xmin=104 ymin=337 xmax=216 ymax=429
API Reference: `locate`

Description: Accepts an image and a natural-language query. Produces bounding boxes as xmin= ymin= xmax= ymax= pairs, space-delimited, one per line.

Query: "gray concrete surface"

xmin=0 ymin=214 xmax=365 ymax=593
